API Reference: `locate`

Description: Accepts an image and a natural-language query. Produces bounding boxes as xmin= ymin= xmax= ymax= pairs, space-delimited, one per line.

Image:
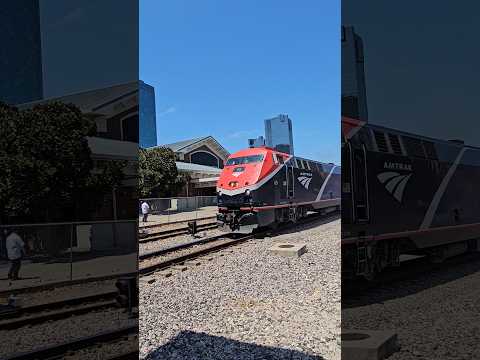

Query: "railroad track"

xmin=139 ymin=232 xmax=249 ymax=275
xmin=139 ymin=215 xmax=217 ymax=230
xmin=139 ymin=221 xmax=218 ymax=243
xmin=342 ymin=251 xmax=480 ymax=305
xmin=0 ymin=291 xmax=119 ymax=330
xmin=139 ymin=211 xmax=340 ymax=277
xmin=4 ymin=324 xmax=138 ymax=360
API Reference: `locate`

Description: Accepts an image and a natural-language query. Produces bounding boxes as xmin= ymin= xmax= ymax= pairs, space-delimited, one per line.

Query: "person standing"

xmin=5 ymin=229 xmax=25 ymax=281
xmin=141 ymin=201 xmax=150 ymax=223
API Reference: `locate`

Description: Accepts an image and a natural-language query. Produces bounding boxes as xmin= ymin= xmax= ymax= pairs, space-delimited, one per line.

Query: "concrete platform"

xmin=139 ymin=206 xmax=217 ymax=228
xmin=269 ymin=243 xmax=307 ymax=257
xmin=341 ymin=329 xmax=398 ymax=360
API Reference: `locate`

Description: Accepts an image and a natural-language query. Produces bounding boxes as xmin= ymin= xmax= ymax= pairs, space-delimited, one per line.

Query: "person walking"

xmin=5 ymin=229 xmax=25 ymax=281
xmin=141 ymin=201 xmax=150 ymax=223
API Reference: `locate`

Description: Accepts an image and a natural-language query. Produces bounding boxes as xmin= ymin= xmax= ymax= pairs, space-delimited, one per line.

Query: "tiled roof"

xmin=162 ymin=137 xmax=210 ymax=152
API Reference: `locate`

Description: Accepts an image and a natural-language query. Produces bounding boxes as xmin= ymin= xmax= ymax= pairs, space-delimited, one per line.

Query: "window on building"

xmin=122 ymin=114 xmax=139 ymax=143
xmin=190 ymin=151 xmax=219 ymax=167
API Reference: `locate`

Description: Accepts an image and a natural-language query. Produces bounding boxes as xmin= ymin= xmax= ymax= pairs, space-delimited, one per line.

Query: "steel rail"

xmin=139 ymin=215 xmax=217 ymax=230
xmin=139 ymin=222 xmax=218 ymax=243
xmin=139 ymin=233 xmax=233 ymax=260
xmin=4 ymin=325 xmax=138 ymax=360
xmin=139 ymin=211 xmax=340 ymax=276
xmin=0 ymin=300 xmax=119 ymax=330
xmin=139 ymin=234 xmax=253 ymax=275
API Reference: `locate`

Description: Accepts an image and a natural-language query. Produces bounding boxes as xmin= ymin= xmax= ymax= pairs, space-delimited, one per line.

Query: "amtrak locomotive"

xmin=216 ymin=146 xmax=340 ymax=231
xmin=342 ymin=116 xmax=480 ymax=279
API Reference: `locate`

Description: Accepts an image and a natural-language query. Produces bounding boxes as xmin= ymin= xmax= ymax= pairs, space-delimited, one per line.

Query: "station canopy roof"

xmin=175 ymin=161 xmax=221 ymax=174
xmin=159 ymin=136 xmax=230 ymax=161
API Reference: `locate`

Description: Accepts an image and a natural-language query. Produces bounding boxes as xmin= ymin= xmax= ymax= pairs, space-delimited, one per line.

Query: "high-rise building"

xmin=341 ymin=26 xmax=368 ymax=121
xmin=139 ymin=81 xmax=157 ymax=148
xmin=248 ymin=136 xmax=266 ymax=148
xmin=0 ymin=0 xmax=43 ymax=104
xmin=265 ymin=114 xmax=294 ymax=155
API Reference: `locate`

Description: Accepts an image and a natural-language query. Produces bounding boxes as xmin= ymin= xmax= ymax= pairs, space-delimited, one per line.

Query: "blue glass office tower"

xmin=265 ymin=114 xmax=294 ymax=155
xmin=341 ymin=26 xmax=368 ymax=121
xmin=0 ymin=0 xmax=43 ymax=104
xmin=139 ymin=81 xmax=157 ymax=148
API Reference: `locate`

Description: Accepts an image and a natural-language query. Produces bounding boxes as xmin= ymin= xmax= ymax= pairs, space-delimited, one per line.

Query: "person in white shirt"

xmin=5 ymin=229 xmax=25 ymax=281
xmin=141 ymin=201 xmax=150 ymax=223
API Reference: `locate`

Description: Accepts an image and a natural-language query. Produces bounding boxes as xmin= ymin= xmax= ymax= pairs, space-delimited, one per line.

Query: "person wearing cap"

xmin=5 ymin=229 xmax=25 ymax=280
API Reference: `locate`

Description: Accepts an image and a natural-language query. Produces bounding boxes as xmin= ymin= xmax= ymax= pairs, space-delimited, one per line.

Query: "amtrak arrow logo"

xmin=298 ymin=175 xmax=313 ymax=190
xmin=377 ymin=171 xmax=412 ymax=203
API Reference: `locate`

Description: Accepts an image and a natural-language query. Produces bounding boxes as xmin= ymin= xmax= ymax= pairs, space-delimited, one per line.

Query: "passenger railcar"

xmin=216 ymin=146 xmax=340 ymax=231
xmin=342 ymin=116 xmax=480 ymax=279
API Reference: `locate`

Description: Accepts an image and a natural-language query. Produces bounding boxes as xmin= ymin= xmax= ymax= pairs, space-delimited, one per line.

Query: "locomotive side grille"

xmin=403 ymin=136 xmax=426 ymax=158
xmin=423 ymin=141 xmax=438 ymax=159
xmin=388 ymin=133 xmax=403 ymax=155
xmin=373 ymin=130 xmax=389 ymax=153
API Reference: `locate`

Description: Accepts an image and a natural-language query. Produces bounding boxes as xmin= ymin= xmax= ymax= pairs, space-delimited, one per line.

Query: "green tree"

xmin=139 ymin=147 xmax=185 ymax=197
xmin=0 ymin=101 xmax=126 ymax=223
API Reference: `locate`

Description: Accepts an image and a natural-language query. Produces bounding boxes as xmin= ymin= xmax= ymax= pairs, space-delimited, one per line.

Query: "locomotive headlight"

xmin=245 ymin=189 xmax=251 ymax=196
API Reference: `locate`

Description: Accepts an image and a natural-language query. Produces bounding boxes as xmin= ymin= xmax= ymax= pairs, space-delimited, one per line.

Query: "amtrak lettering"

xmin=383 ymin=162 xmax=412 ymax=171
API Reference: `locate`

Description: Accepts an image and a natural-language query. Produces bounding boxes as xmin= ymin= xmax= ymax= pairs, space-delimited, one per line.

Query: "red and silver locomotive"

xmin=216 ymin=146 xmax=340 ymax=231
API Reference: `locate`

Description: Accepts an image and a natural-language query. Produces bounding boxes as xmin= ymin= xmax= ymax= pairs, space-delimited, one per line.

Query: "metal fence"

xmin=139 ymin=196 xmax=217 ymax=214
xmin=138 ymin=196 xmax=218 ymax=226
xmin=0 ymin=220 xmax=137 ymax=291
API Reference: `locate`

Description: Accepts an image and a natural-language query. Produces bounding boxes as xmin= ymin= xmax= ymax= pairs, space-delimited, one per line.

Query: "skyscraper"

xmin=139 ymin=81 xmax=157 ymax=148
xmin=0 ymin=0 xmax=43 ymax=104
xmin=265 ymin=114 xmax=294 ymax=155
xmin=248 ymin=136 xmax=266 ymax=148
xmin=341 ymin=26 xmax=368 ymax=121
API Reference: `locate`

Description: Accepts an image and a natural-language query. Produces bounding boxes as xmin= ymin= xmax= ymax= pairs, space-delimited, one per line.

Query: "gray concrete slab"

xmin=139 ymin=206 xmax=217 ymax=228
xmin=269 ymin=242 xmax=307 ymax=257
xmin=341 ymin=329 xmax=398 ymax=360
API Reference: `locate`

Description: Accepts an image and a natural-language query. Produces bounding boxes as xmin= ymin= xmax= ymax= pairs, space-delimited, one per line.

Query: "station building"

xmin=18 ymin=81 xmax=144 ymax=220
xmin=154 ymin=136 xmax=230 ymax=196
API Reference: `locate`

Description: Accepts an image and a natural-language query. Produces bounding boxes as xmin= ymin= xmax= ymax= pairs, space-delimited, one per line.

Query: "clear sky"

xmin=140 ymin=0 xmax=340 ymax=164
xmin=343 ymin=0 xmax=480 ymax=146
xmin=40 ymin=0 xmax=138 ymax=98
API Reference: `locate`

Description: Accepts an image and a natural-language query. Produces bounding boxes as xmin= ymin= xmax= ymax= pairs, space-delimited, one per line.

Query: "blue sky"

xmin=140 ymin=0 xmax=340 ymax=164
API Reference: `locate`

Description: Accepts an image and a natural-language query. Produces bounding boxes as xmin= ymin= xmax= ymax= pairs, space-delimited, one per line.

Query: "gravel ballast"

xmin=140 ymin=217 xmax=341 ymax=360
xmin=139 ymin=229 xmax=225 ymax=255
xmin=0 ymin=308 xmax=136 ymax=357
xmin=342 ymin=254 xmax=480 ymax=360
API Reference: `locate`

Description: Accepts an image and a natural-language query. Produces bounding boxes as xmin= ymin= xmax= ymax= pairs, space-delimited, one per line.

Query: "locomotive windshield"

xmin=226 ymin=154 xmax=264 ymax=166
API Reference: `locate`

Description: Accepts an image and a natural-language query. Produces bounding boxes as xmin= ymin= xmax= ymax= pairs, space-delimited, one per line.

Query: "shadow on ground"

xmin=262 ymin=212 xmax=340 ymax=238
xmin=342 ymin=253 xmax=480 ymax=308
xmin=145 ymin=331 xmax=325 ymax=360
